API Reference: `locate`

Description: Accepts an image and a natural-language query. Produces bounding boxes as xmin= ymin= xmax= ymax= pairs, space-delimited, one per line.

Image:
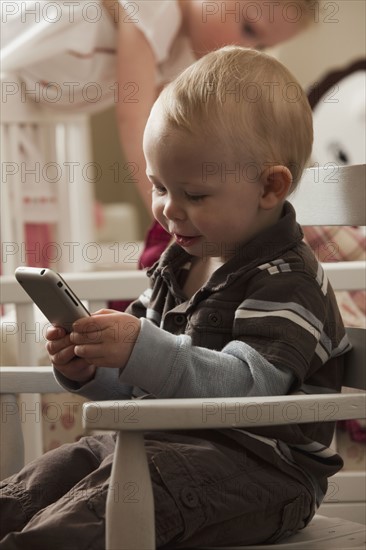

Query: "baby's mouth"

xmin=174 ymin=233 xmax=200 ymax=247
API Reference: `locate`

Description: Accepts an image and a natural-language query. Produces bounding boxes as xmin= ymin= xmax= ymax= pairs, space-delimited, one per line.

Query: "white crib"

xmin=1 ymin=74 xmax=96 ymax=275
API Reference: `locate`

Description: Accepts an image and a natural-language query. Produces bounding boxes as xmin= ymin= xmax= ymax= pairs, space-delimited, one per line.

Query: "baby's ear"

xmin=259 ymin=165 xmax=292 ymax=210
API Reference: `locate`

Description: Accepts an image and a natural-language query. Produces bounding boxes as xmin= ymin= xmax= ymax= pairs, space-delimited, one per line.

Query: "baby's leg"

xmin=0 ymin=434 xmax=178 ymax=550
xmin=0 ymin=434 xmax=115 ymax=540
xmin=0 ymin=430 xmax=315 ymax=549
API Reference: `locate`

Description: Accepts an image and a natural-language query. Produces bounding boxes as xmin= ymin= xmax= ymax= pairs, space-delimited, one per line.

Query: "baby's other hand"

xmin=46 ymin=326 xmax=97 ymax=383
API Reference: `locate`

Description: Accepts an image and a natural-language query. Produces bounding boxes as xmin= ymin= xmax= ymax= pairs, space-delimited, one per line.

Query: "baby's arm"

xmin=119 ymin=319 xmax=295 ymax=399
xmin=115 ymin=3 xmax=157 ymax=212
xmin=47 ymin=309 xmax=291 ymax=400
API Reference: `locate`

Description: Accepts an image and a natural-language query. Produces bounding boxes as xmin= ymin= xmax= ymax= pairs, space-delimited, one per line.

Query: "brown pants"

xmin=0 ymin=431 xmax=314 ymax=549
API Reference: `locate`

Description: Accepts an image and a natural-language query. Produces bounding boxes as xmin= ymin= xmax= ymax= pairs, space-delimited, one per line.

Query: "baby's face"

xmin=143 ymin=103 xmax=268 ymax=261
xmin=183 ymin=0 xmax=306 ymax=54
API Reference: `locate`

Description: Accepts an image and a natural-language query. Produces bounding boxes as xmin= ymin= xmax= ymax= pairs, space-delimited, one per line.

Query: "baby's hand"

xmin=46 ymin=326 xmax=97 ymax=383
xmin=69 ymin=309 xmax=141 ymax=370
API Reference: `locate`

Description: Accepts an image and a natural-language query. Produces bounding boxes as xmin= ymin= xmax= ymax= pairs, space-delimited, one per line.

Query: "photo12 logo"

xmin=201 ymin=1 xmax=339 ymax=25
xmin=1 ymin=2 xmax=139 ymax=24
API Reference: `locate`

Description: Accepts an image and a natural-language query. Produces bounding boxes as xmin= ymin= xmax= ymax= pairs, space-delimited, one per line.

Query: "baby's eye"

xmin=185 ymin=193 xmax=207 ymax=202
xmin=242 ymin=22 xmax=257 ymax=38
xmin=152 ymin=185 xmax=166 ymax=196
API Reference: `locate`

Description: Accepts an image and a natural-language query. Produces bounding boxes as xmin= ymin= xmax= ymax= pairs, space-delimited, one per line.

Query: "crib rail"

xmin=2 ymin=262 xmax=363 ymax=367
xmin=0 ymin=270 xmax=148 ymax=478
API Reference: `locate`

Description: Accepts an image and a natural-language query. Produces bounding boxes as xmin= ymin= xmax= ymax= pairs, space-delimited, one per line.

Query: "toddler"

xmin=0 ymin=45 xmax=349 ymax=549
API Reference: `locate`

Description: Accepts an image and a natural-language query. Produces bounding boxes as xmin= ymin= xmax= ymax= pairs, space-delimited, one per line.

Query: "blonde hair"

xmin=159 ymin=47 xmax=313 ymax=191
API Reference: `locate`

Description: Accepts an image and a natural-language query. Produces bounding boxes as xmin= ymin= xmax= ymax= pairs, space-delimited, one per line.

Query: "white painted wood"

xmin=324 ymin=471 xmax=366 ymax=505
xmin=60 ymin=117 xmax=95 ymax=272
xmin=321 ymin=471 xmax=366 ymax=525
xmin=1 ymin=83 xmax=96 ymax=272
xmin=12 ymin=302 xmax=44 ymax=465
xmin=291 ymin=164 xmax=366 ymax=226
xmin=1 ymin=270 xmax=149 ymax=304
xmin=20 ymin=393 xmax=44 ymax=465
xmin=106 ymin=432 xmax=155 ymax=550
xmin=202 ymin=516 xmax=366 ymax=549
xmin=323 ymin=261 xmax=366 ymax=291
xmin=83 ymin=393 xmax=366 ymax=432
xmin=0 ymin=124 xmax=15 ymax=274
xmin=0 ymin=367 xmax=64 ymax=394
xmin=344 ymin=328 xmax=366 ymax=389
xmin=15 ymin=302 xmax=38 ymax=366
xmin=0 ymin=365 xmax=64 ymax=466
xmin=319 ymin=502 xmax=366 ymax=525
xmin=1 ymin=263 xmax=362 ymax=308
xmin=0 ymin=394 xmax=24 ymax=480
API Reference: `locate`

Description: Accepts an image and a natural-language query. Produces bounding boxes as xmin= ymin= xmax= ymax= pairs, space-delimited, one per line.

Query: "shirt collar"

xmin=148 ymin=202 xmax=303 ymax=293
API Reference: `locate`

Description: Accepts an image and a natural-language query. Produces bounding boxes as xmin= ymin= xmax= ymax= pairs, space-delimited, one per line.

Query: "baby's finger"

xmin=74 ymin=344 xmax=104 ymax=362
xmin=48 ymin=343 xmax=77 ymax=366
xmin=70 ymin=327 xmax=104 ymax=345
xmin=72 ymin=315 xmax=103 ymax=333
xmin=46 ymin=331 xmax=72 ymax=353
xmin=46 ymin=325 xmax=67 ymax=341
xmin=72 ymin=310 xmax=122 ymax=333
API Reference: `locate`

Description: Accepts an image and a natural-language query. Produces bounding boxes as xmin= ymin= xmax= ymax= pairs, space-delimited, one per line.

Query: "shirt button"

xmin=180 ymin=487 xmax=199 ymax=508
xmin=208 ymin=311 xmax=222 ymax=326
xmin=174 ymin=314 xmax=186 ymax=326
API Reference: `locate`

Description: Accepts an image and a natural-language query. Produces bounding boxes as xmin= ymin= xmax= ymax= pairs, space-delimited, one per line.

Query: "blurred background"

xmin=91 ymin=0 xmax=366 ymax=240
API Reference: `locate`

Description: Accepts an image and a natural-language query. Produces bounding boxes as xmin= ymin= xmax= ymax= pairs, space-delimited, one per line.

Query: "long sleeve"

xmin=54 ymin=364 xmax=133 ymax=401
xmin=119 ymin=318 xmax=294 ymax=398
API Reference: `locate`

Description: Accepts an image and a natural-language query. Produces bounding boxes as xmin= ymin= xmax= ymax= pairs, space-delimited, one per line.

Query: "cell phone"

xmin=15 ymin=267 xmax=90 ymax=333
